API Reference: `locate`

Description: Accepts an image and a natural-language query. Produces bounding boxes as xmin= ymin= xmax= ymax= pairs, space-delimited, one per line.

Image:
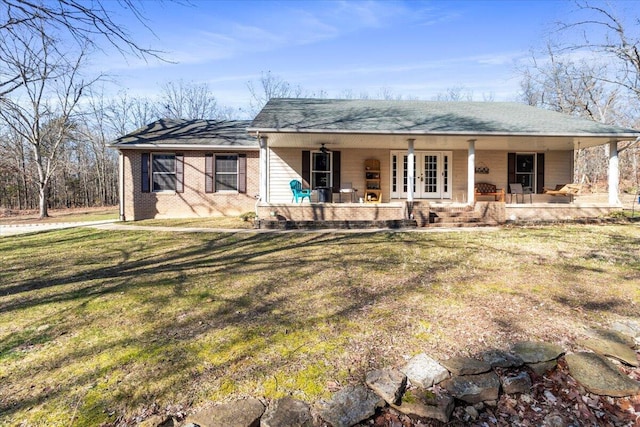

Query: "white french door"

xmin=390 ymin=151 xmax=451 ymax=199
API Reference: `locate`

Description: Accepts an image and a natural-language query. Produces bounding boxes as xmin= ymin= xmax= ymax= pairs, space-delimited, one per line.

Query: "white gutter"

xmin=106 ymin=144 xmax=258 ymax=151
xmin=246 ymin=127 xmax=640 ymax=139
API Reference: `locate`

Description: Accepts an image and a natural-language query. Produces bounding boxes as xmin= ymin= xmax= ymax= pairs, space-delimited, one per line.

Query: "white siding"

xmin=269 ymin=147 xmax=301 ymax=203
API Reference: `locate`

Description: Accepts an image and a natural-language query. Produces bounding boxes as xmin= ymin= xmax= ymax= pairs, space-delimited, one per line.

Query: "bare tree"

xmin=0 ymin=22 xmax=98 ymax=218
xmin=519 ymin=2 xmax=640 ymax=191
xmin=557 ymin=1 xmax=640 ymax=103
xmin=247 ymin=71 xmax=306 ymax=116
xmin=519 ymin=43 xmax=620 ymax=123
xmin=105 ymin=91 xmax=159 ymax=135
xmin=159 ymin=80 xmax=223 ymax=120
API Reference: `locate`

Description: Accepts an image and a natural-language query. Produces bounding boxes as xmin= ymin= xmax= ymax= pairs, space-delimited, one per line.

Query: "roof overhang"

xmin=107 ymin=143 xmax=258 ymax=151
xmin=248 ymin=129 xmax=638 ymax=151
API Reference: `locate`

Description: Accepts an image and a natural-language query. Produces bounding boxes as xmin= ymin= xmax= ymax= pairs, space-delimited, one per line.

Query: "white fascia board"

xmin=107 ymin=144 xmax=258 ymax=151
xmin=247 ymin=127 xmax=640 ymax=139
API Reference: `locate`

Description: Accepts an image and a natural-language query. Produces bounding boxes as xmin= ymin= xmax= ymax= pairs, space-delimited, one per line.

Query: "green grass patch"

xmin=1 ymin=224 xmax=639 ymax=425
xmin=0 ymin=207 xmax=118 ymax=225
xmin=122 ymin=216 xmax=255 ymax=229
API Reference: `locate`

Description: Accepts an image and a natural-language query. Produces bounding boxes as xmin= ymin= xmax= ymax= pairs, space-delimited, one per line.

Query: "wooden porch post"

xmin=468 ymin=139 xmax=476 ymax=205
xmin=609 ymin=140 xmax=620 ymax=205
xmin=407 ymin=139 xmax=415 ymax=202
xmin=259 ymin=135 xmax=269 ymax=203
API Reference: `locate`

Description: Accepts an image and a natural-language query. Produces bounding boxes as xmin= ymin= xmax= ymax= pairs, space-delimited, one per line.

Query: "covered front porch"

xmin=249 ymin=98 xmax=639 ymax=228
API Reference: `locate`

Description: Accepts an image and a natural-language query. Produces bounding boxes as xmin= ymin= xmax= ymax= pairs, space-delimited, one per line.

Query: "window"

xmin=205 ymin=153 xmax=247 ymax=193
xmin=152 ymin=154 xmax=176 ymax=191
xmin=311 ymin=152 xmax=331 ymax=188
xmin=515 ymin=153 xmax=535 ymax=189
xmin=508 ymin=152 xmax=544 ymax=194
xmin=215 ymin=154 xmax=238 ymax=191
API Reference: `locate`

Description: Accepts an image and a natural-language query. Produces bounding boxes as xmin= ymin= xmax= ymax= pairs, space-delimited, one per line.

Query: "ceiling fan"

xmin=319 ymin=143 xmax=330 ymax=154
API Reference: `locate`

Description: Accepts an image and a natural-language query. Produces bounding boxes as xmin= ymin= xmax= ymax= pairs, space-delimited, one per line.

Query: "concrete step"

xmin=432 ymin=216 xmax=482 ymax=223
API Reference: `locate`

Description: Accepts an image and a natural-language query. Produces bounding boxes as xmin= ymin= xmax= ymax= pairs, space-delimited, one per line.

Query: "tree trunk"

xmin=39 ymin=184 xmax=49 ymax=218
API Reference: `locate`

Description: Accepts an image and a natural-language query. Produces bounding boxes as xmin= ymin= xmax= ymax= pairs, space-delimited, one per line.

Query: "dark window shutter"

xmin=302 ymin=150 xmax=310 ymax=189
xmin=332 ymin=151 xmax=341 ymax=192
xmin=205 ymin=154 xmax=214 ymax=193
xmin=238 ymin=154 xmax=247 ymax=193
xmin=141 ymin=153 xmax=150 ymax=193
xmin=507 ymin=152 xmax=516 ymax=193
xmin=175 ymin=153 xmax=184 ymax=193
xmin=536 ymin=153 xmax=545 ymax=194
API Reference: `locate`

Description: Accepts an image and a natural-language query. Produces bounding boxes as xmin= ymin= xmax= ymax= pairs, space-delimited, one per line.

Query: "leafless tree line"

xmin=2 ymin=1 xmax=640 ymax=216
xmin=519 ymin=1 xmax=640 ymax=192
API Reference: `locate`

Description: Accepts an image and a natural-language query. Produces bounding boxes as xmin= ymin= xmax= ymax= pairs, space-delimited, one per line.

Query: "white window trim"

xmin=514 ymin=152 xmax=537 ymax=190
xmin=215 ymin=153 xmax=239 ymax=193
xmin=152 ymin=152 xmax=176 ymax=193
xmin=310 ymin=150 xmax=332 ymax=188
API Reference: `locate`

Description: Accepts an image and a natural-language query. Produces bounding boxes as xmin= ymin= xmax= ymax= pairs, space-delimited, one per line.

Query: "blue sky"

xmin=93 ymin=0 xmax=614 ymax=115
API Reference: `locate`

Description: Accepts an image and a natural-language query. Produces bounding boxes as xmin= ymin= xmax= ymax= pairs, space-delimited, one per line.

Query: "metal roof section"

xmin=109 ymin=119 xmax=258 ymax=149
xmin=249 ymin=98 xmax=640 ymax=138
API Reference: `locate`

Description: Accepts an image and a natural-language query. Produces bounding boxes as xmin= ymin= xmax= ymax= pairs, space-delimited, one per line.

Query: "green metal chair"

xmin=290 ymin=180 xmax=311 ymax=203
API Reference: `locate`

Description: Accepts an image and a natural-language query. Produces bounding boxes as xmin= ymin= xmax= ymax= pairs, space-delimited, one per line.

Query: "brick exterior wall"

xmin=120 ymin=150 xmax=259 ymax=220
xmin=257 ymin=202 xmax=406 ymax=221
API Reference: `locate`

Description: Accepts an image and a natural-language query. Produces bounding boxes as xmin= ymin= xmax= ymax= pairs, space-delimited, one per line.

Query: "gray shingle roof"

xmin=110 ymin=119 xmax=257 ymax=148
xmin=249 ymin=98 xmax=640 ymax=137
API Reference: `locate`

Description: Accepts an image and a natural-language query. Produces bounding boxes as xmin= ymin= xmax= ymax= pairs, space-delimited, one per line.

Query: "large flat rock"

xmin=315 ymin=385 xmax=385 ymax=427
xmin=481 ymin=349 xmax=524 ymax=368
xmin=610 ymin=321 xmax=640 ymax=347
xmin=440 ymin=356 xmax=491 ymax=376
xmin=365 ymin=368 xmax=406 ymax=405
xmin=390 ymin=387 xmax=454 ymax=423
xmin=401 ymin=353 xmax=449 ymax=388
xmin=577 ymin=337 xmax=639 ymax=367
xmin=565 ymin=352 xmax=640 ymax=397
xmin=511 ymin=341 xmax=564 ymax=364
xmin=588 ymin=326 xmax=637 ymax=348
xmin=185 ymin=398 xmax=265 ymax=427
xmin=442 ymin=372 xmax=500 ymax=404
xmin=260 ymin=397 xmax=312 ymax=427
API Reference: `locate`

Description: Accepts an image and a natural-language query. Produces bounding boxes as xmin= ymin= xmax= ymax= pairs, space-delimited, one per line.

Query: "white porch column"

xmin=259 ymin=135 xmax=269 ymax=203
xmin=608 ymin=140 xmax=620 ymax=205
xmin=407 ymin=138 xmax=415 ymax=202
xmin=467 ymin=139 xmax=476 ymax=205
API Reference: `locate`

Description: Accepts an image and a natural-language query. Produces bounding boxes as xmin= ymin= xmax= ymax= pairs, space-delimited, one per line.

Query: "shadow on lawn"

xmin=1 ymin=225 xmax=638 ymax=424
xmin=0 ymin=229 xmax=461 ymax=422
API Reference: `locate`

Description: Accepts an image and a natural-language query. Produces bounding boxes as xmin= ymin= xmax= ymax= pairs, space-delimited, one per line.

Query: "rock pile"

xmin=142 ymin=323 xmax=640 ymax=427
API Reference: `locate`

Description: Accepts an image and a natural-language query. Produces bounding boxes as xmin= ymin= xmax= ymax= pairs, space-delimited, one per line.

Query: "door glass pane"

xmin=424 ymin=155 xmax=438 ymax=193
xmin=443 ymin=155 xmax=449 ymax=193
xmin=392 ymin=155 xmax=397 ymax=193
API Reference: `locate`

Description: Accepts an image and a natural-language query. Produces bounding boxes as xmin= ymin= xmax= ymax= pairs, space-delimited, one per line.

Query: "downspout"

xmin=257 ymin=133 xmax=269 ymax=216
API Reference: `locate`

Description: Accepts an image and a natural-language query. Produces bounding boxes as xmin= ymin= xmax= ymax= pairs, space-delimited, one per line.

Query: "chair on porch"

xmin=290 ymin=180 xmax=311 ymax=203
xmin=338 ymin=182 xmax=357 ymax=202
xmin=509 ymin=183 xmax=533 ymax=203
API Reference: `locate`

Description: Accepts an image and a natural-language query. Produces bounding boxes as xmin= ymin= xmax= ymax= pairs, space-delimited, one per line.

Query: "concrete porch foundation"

xmin=257 ymin=199 xmax=621 ymax=229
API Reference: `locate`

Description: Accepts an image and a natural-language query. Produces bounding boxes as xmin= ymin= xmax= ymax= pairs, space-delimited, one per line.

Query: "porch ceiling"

xmin=256 ymin=132 xmax=620 ymax=151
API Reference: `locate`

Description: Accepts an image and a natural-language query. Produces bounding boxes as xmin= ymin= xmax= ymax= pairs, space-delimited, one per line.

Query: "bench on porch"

xmin=474 ymin=183 xmax=505 ymax=202
xmin=543 ymin=184 xmax=582 ymax=202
